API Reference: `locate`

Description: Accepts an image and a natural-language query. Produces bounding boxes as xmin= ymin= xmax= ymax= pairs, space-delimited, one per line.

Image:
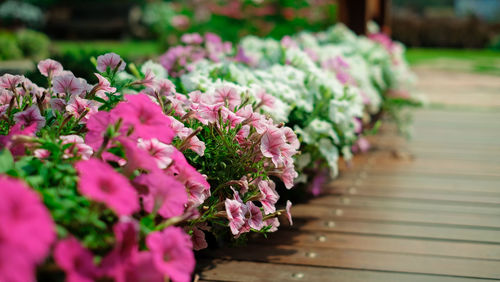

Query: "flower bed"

xmin=0 ymin=24 xmax=421 ymax=282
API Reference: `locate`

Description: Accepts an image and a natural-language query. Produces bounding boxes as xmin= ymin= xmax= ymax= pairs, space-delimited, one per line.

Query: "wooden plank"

xmin=206 ymin=245 xmax=500 ymax=279
xmin=196 ymin=260 xmax=482 ymax=282
xmin=325 ymin=186 xmax=500 ymax=205
xmin=296 ymin=218 xmax=500 ymax=243
xmin=308 ymin=195 xmax=500 ymax=215
xmin=255 ymin=231 xmax=500 ymax=260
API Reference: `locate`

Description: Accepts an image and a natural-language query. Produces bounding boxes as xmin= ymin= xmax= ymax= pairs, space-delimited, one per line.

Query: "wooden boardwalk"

xmin=195 ymin=72 xmax=500 ymax=281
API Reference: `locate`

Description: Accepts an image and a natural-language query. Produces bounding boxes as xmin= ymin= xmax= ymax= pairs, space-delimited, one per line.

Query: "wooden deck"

xmin=195 ymin=71 xmax=500 ymax=281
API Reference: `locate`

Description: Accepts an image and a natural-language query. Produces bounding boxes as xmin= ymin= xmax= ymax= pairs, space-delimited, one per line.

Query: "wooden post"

xmin=338 ymin=0 xmax=391 ymax=35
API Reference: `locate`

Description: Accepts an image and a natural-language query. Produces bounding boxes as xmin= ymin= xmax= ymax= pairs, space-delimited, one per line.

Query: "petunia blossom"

xmin=37 ymin=59 xmax=63 ymax=78
xmin=75 ymin=158 xmax=139 ymax=216
xmin=246 ymin=201 xmax=263 ymax=230
xmin=258 ymin=180 xmax=279 ymax=214
xmin=53 ymin=74 xmax=84 ymax=96
xmin=0 ymin=74 xmax=24 ymax=90
xmin=146 ymin=227 xmax=195 ymax=282
xmin=260 ymin=127 xmax=286 ymax=167
xmin=54 ymin=237 xmax=99 ymax=282
xmin=134 ymin=171 xmax=187 ymax=218
xmin=96 ymin=52 xmax=126 ymax=73
xmin=225 ymin=198 xmax=246 ymax=235
xmin=13 ymin=105 xmax=46 ymax=131
xmin=285 ymin=200 xmax=293 ymax=225
xmin=137 ymin=138 xmax=174 ymax=169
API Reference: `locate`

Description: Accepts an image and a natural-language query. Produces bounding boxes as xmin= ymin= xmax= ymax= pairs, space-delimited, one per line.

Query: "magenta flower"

xmin=53 ymin=74 xmax=84 ymax=96
xmin=13 ymin=105 xmax=46 ymax=131
xmin=0 ymin=123 xmax=37 ymax=156
xmin=134 ymin=171 xmax=187 ymax=218
xmin=96 ymin=52 xmax=126 ymax=73
xmin=54 ymin=237 xmax=98 ymax=282
xmin=123 ymin=251 xmax=164 ymax=282
xmin=84 ymin=111 xmax=119 ymax=150
xmin=113 ymin=94 xmax=175 ymax=144
xmin=0 ymin=176 xmax=55 ymax=281
xmin=258 ymin=180 xmax=279 ymax=214
xmin=0 ymin=74 xmax=24 ymax=90
xmin=146 ymin=227 xmax=195 ymax=282
xmin=246 ymin=201 xmax=263 ymax=230
xmin=37 ymin=59 xmax=63 ymax=78
xmin=118 ymin=137 xmax=160 ymax=175
xmin=225 ymin=198 xmax=246 ymax=235
xmin=260 ymin=127 xmax=286 ymax=167
xmin=100 ymin=220 xmax=140 ymax=282
xmin=285 ymin=200 xmax=293 ymax=225
xmin=75 ymin=158 xmax=139 ymax=216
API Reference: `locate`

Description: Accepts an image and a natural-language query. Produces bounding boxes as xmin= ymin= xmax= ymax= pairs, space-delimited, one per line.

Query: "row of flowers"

xmin=0 ymin=23 xmax=420 ymax=282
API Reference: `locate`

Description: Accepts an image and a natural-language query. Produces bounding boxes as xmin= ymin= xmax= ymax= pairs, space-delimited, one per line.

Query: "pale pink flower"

xmin=153 ymin=78 xmax=176 ymax=96
xmin=134 ymin=171 xmax=187 ymax=218
xmin=96 ymin=52 xmax=125 ymax=73
xmin=13 ymin=105 xmax=46 ymax=131
xmin=171 ymin=15 xmax=189 ymax=29
xmin=279 ymin=164 xmax=298 ymax=189
xmin=137 ymin=138 xmax=174 ymax=169
xmin=54 ymin=237 xmax=98 ymax=282
xmin=280 ymin=36 xmax=297 ymax=48
xmin=33 ymin=149 xmax=50 ymax=159
xmin=194 ymin=102 xmax=224 ymax=125
xmin=94 ymin=73 xmax=116 ymax=98
xmin=235 ymin=125 xmax=250 ymax=144
xmin=187 ymin=135 xmax=205 ymax=156
xmin=352 ymin=137 xmax=370 ymax=153
xmin=285 ymin=200 xmax=293 ymax=225
xmin=246 ymin=201 xmax=263 ymax=230
xmin=282 ymin=127 xmax=300 ymax=150
xmin=53 ymin=74 xmax=84 ymax=96
xmin=181 ymin=33 xmax=203 ymax=44
xmin=0 ymin=176 xmax=55 ymax=281
xmin=60 ymin=135 xmax=93 ymax=160
xmin=136 ymin=69 xmax=155 ymax=88
xmin=66 ymin=95 xmax=99 ymax=122
xmin=0 ymin=74 xmax=24 ymax=90
xmin=256 ymin=89 xmax=275 ymax=107
xmin=75 ymin=158 xmax=139 ymax=216
xmin=214 ymin=86 xmax=241 ymax=110
xmin=225 ymin=198 xmax=246 ymax=235
xmin=37 ymin=59 xmax=63 ymax=78
xmin=264 ymin=217 xmax=280 ymax=232
xmin=50 ymin=98 xmax=67 ymax=112
xmin=260 ymin=127 xmax=286 ymax=167
xmin=258 ymin=180 xmax=279 ymax=214
xmin=146 ymin=227 xmax=195 ymax=282
xmin=221 ymin=107 xmax=245 ymax=128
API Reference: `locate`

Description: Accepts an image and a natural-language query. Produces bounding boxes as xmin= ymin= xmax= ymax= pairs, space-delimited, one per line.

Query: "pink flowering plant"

xmin=0 ymin=53 xmax=295 ymax=281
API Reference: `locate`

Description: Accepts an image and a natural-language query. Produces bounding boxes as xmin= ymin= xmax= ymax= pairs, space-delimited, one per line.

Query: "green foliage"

xmin=0 ymin=32 xmax=22 ymax=60
xmin=15 ymin=29 xmax=50 ymax=60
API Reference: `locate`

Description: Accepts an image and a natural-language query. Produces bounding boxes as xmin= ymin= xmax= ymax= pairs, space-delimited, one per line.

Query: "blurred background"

xmin=0 ymin=0 xmax=499 ymax=79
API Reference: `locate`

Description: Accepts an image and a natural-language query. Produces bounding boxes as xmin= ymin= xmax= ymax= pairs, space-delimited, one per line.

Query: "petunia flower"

xmin=75 ymin=158 xmax=139 ymax=216
xmin=0 ymin=176 xmax=55 ymax=281
xmin=13 ymin=105 xmax=46 ymax=131
xmin=285 ymin=200 xmax=293 ymax=225
xmin=260 ymin=127 xmax=286 ymax=167
xmin=214 ymin=86 xmax=241 ymax=110
xmin=96 ymin=52 xmax=126 ymax=73
xmin=66 ymin=95 xmax=99 ymax=122
xmin=246 ymin=201 xmax=263 ymax=230
xmin=134 ymin=171 xmax=187 ymax=218
xmin=225 ymin=198 xmax=246 ymax=235
xmin=54 ymin=237 xmax=99 ymax=282
xmin=53 ymin=74 xmax=84 ymax=96
xmin=60 ymin=135 xmax=93 ymax=160
xmin=37 ymin=59 xmax=63 ymax=78
xmin=146 ymin=227 xmax=195 ymax=282
xmin=137 ymin=138 xmax=174 ymax=169
xmin=0 ymin=74 xmax=24 ymax=90
xmin=93 ymin=73 xmax=116 ymax=98
xmin=258 ymin=180 xmax=279 ymax=214
xmin=181 ymin=33 xmax=203 ymax=45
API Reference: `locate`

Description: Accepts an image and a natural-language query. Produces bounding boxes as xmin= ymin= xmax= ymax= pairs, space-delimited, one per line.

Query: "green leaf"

xmin=0 ymin=149 xmax=14 ymax=173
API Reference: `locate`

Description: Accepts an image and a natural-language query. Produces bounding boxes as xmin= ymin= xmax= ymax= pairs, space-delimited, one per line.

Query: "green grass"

xmin=53 ymin=40 xmax=162 ymax=60
xmin=406 ymin=48 xmax=500 ymax=75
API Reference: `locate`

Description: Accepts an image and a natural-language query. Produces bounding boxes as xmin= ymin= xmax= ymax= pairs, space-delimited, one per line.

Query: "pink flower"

xmin=260 ymin=127 xmax=286 ymax=167
xmin=134 ymin=171 xmax=187 ymax=218
xmin=50 ymin=98 xmax=67 ymax=112
xmin=137 ymin=138 xmax=174 ymax=169
xmin=189 ymin=227 xmax=208 ymax=251
xmin=123 ymin=252 xmax=164 ymax=282
xmin=66 ymin=95 xmax=99 ymax=122
xmin=54 ymin=237 xmax=98 ymax=282
xmin=113 ymin=94 xmax=175 ymax=144
xmin=33 ymin=148 xmax=50 ymax=159
xmin=94 ymin=73 xmax=116 ymax=98
xmin=181 ymin=33 xmax=203 ymax=45
xmin=352 ymin=137 xmax=370 ymax=153
xmin=214 ymin=86 xmax=241 ymax=110
xmin=0 ymin=176 xmax=55 ymax=281
xmin=96 ymin=52 xmax=126 ymax=73
xmin=246 ymin=201 xmax=263 ymax=230
xmin=282 ymin=127 xmax=300 ymax=150
xmin=53 ymin=74 xmax=84 ymax=96
xmin=309 ymin=169 xmax=328 ymax=196
xmin=194 ymin=102 xmax=224 ymax=125
xmin=60 ymin=135 xmax=93 ymax=160
xmin=13 ymin=105 xmax=46 ymax=131
xmin=225 ymin=198 xmax=246 ymax=235
xmin=119 ymin=137 xmax=160 ymax=175
xmin=100 ymin=220 xmax=140 ymax=282
xmin=146 ymin=227 xmax=195 ymax=282
xmin=37 ymin=59 xmax=63 ymax=78
xmin=256 ymin=89 xmax=275 ymax=108
xmin=187 ymin=135 xmax=205 ymax=156
xmin=0 ymin=74 xmax=24 ymax=90
xmin=153 ymin=78 xmax=176 ymax=96
xmin=0 ymin=123 xmax=37 ymax=156
xmin=264 ymin=217 xmax=280 ymax=232
xmin=285 ymin=200 xmax=293 ymax=225
xmin=84 ymin=111 xmax=118 ymax=150
xmin=258 ymin=180 xmax=279 ymax=214
xmin=279 ymin=164 xmax=298 ymax=189
xmin=136 ymin=69 xmax=155 ymax=88
xmin=221 ymin=107 xmax=245 ymax=128
xmin=75 ymin=158 xmax=139 ymax=216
